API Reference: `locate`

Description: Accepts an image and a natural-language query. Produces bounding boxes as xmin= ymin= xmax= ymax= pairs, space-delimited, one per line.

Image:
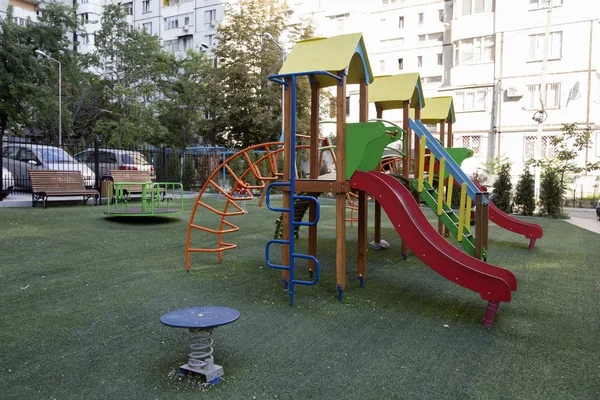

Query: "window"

xmin=437 ymin=53 xmax=443 ymax=65
xmin=142 ymin=22 xmax=152 ymax=33
xmin=205 ymin=9 xmax=216 ymax=25
xmin=422 ymin=76 xmax=442 ymax=84
xmin=381 ymin=37 xmax=404 ymax=45
xmin=164 ymin=39 xmax=178 ymax=52
xmin=398 ymin=58 xmax=404 ymax=70
xmin=380 ymin=59 xmax=386 ymax=73
xmin=461 ymin=0 xmax=494 ymax=17
xmin=204 ymin=34 xmax=215 ymax=47
xmin=462 ymin=135 xmax=482 ymax=155
xmin=346 ymin=96 xmax=350 ymax=116
xmin=142 ymin=0 xmax=151 ymax=13
xmin=79 ymin=0 xmax=88 ymax=3
xmin=13 ymin=17 xmax=28 ymax=26
xmin=418 ymin=13 xmax=424 ymax=26
xmin=529 ymin=0 xmax=563 ymax=9
xmin=79 ymin=34 xmax=90 ymax=45
xmin=398 ymin=16 xmax=404 ymax=29
xmin=454 ymin=89 xmax=488 ymax=111
xmin=524 ymin=136 xmax=557 ymax=160
xmin=164 ymin=16 xmax=179 ymax=30
xmin=529 ymin=31 xmax=562 ymax=61
xmin=454 ymin=35 xmax=494 ymax=65
xmin=525 ymin=82 xmax=561 ymax=110
xmin=184 ymin=14 xmax=191 ymax=26
xmin=438 ymin=9 xmax=444 ymax=22
xmin=417 ymin=56 xmax=423 ymax=68
xmin=179 ymin=35 xmax=193 ymax=51
xmin=419 ymin=32 xmax=443 ymax=42
xmin=80 ymin=13 xmax=89 ymax=22
xmin=122 ymin=2 xmax=133 ymax=16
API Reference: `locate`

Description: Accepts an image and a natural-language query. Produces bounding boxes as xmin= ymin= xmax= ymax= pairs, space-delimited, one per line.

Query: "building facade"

xmin=291 ymin=0 xmax=600 ymax=192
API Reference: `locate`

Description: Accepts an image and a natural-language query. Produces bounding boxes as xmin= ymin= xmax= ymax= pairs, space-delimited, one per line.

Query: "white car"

xmin=1 ymin=167 xmax=14 ymax=199
xmin=2 ymin=144 xmax=95 ymax=190
xmin=74 ymin=148 xmax=155 ymax=180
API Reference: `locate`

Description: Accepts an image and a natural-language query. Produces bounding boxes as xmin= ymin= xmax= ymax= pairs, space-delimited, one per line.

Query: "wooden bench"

xmin=29 ymin=170 xmax=99 ymax=208
xmin=108 ymin=170 xmax=153 ymax=199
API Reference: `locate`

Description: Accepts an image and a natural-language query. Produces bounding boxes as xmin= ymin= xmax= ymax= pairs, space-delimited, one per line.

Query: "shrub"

xmin=166 ymin=152 xmax=181 ymax=182
xmin=514 ymin=168 xmax=535 ymax=215
xmin=539 ymin=167 xmax=563 ymax=218
xmin=181 ymin=155 xmax=195 ymax=190
xmin=492 ymin=162 xmax=513 ymax=213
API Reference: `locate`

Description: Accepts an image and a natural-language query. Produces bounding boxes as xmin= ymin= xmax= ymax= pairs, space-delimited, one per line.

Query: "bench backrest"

xmin=29 ymin=170 xmax=86 ymax=191
xmin=109 ymin=170 xmax=152 ymax=193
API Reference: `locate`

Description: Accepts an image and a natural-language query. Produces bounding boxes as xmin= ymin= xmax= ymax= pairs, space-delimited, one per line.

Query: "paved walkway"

xmin=562 ymin=207 xmax=600 ymax=234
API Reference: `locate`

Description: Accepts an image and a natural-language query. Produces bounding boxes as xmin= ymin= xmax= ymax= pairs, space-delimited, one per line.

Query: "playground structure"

xmin=105 ymin=181 xmax=184 ymax=217
xmin=185 ymin=33 xmax=544 ymax=326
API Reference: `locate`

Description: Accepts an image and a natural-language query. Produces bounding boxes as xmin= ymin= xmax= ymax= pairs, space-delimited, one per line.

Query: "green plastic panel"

xmin=345 ymin=121 xmax=401 ymax=180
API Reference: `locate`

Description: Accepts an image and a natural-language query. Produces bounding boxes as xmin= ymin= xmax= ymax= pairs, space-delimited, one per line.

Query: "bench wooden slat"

xmin=29 ymin=170 xmax=98 ymax=208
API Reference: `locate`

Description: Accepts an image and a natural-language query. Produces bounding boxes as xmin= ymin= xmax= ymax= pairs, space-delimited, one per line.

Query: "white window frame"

xmin=398 ymin=16 xmax=404 ymax=29
xmin=142 ymin=22 xmax=152 ymax=34
xmin=204 ymin=9 xmax=216 ymax=26
xmin=523 ymin=135 xmax=557 ymax=160
xmin=418 ymin=13 xmax=424 ymax=26
xmin=398 ymin=58 xmax=404 ymax=71
xmin=437 ymin=53 xmax=443 ymax=65
xmin=529 ymin=31 xmax=562 ymax=61
xmin=142 ymin=0 xmax=151 ymax=13
xmin=417 ymin=56 xmax=423 ymax=68
xmin=454 ymin=89 xmax=488 ymax=112
xmin=525 ymin=82 xmax=561 ymax=110
xmin=460 ymin=0 xmax=494 ymax=17
xmin=454 ymin=35 xmax=494 ymax=65
xmin=529 ymin=0 xmax=563 ymax=10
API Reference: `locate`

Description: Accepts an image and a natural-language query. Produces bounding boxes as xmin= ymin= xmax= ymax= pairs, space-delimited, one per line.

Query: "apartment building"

xmin=291 ymin=0 xmax=600 ymax=191
xmin=68 ymin=0 xmax=227 ymax=56
xmin=1 ymin=0 xmax=39 ymax=24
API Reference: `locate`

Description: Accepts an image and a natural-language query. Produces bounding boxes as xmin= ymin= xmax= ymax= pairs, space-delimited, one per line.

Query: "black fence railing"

xmin=1 ymin=136 xmax=224 ymax=199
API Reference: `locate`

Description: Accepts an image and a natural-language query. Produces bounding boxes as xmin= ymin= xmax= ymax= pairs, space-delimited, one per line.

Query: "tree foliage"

xmin=514 ymin=168 xmax=535 ymax=216
xmin=492 ymin=162 xmax=513 ymax=213
xmin=539 ymin=166 xmax=563 ymax=218
xmin=211 ymin=0 xmax=313 ymax=148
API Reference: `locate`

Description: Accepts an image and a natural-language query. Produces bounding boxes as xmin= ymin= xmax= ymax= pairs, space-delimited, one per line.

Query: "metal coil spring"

xmin=188 ymin=330 xmax=214 ymax=369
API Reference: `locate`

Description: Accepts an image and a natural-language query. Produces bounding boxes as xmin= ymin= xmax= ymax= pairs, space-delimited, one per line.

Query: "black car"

xmin=596 ymin=200 xmax=600 ymax=221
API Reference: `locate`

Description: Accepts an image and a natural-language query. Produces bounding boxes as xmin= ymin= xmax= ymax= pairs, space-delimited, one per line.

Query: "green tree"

xmin=157 ymin=50 xmax=216 ymax=148
xmin=514 ymin=168 xmax=535 ymax=216
xmin=539 ymin=166 xmax=562 ymax=218
xmin=492 ymin=162 xmax=513 ymax=213
xmin=92 ymin=4 xmax=170 ymax=146
xmin=181 ymin=155 xmax=196 ymax=190
xmin=211 ymin=0 xmax=311 ymax=148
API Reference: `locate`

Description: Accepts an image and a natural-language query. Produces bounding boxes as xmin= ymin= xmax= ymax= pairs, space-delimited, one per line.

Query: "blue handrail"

xmin=409 ymin=119 xmax=487 ymax=206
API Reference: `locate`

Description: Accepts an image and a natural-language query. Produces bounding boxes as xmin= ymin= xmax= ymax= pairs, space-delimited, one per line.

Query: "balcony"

xmin=451 ymin=12 xmax=495 ymax=42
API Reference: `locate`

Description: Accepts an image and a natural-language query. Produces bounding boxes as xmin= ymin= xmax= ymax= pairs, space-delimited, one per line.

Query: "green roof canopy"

xmin=410 ymin=96 xmax=456 ymax=124
xmin=368 ymin=73 xmax=425 ymax=110
xmin=278 ymin=33 xmax=373 ymax=88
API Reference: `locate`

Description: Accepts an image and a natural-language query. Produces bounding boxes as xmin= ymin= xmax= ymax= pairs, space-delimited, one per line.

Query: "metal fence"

xmin=1 ymin=136 xmax=224 ymax=199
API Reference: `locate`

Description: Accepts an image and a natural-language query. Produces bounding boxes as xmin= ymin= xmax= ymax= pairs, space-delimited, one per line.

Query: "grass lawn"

xmin=0 ymin=197 xmax=598 ymax=399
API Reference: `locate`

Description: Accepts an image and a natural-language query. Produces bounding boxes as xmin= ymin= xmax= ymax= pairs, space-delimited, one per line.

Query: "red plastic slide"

xmin=350 ymin=171 xmax=517 ymax=327
xmin=475 ymin=184 xmax=543 ymax=250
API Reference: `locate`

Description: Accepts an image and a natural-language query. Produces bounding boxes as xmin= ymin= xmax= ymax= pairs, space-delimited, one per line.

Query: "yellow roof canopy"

xmin=278 ymin=33 xmax=373 ymax=88
xmin=411 ymin=96 xmax=456 ymax=124
xmin=368 ymin=73 xmax=425 ymax=110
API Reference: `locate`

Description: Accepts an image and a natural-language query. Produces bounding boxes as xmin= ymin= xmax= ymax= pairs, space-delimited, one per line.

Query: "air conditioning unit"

xmin=183 ymin=25 xmax=190 ymax=32
xmin=210 ymin=20 xmax=216 ymax=27
xmin=506 ymin=86 xmax=524 ymax=98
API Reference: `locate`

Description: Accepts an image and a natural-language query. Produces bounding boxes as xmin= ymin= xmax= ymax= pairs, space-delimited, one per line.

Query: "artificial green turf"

xmin=0 ymin=198 xmax=598 ymax=399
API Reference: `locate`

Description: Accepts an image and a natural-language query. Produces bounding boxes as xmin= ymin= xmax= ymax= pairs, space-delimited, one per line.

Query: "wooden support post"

xmin=447 ymin=122 xmax=453 ymax=148
xmin=308 ymin=81 xmax=320 ymax=274
xmin=438 ymin=119 xmax=446 ymax=235
xmin=336 ymin=73 xmax=347 ymax=291
xmin=281 ymin=77 xmax=292 ymax=283
xmin=358 ymin=79 xmax=368 ymax=278
xmin=401 ymin=101 xmax=410 ymax=258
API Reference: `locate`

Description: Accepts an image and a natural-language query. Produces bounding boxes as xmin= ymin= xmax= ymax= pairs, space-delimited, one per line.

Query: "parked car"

xmin=1 ymin=167 xmax=14 ymax=199
xmin=74 ymin=148 xmax=155 ymax=180
xmin=596 ymin=200 xmax=600 ymax=221
xmin=1 ymin=144 xmax=95 ymax=190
